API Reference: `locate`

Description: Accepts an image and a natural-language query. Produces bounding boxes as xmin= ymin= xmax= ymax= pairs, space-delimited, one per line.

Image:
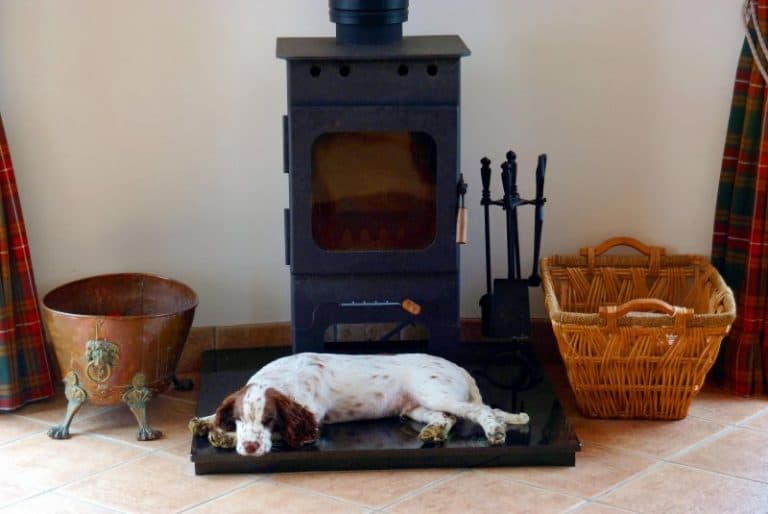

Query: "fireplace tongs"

xmin=479 ymin=151 xmax=547 ymax=339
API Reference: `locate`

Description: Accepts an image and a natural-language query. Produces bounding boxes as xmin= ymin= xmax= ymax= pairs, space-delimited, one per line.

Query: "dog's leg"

xmin=188 ymin=414 xmax=236 ymax=449
xmin=421 ymin=399 xmax=508 ymax=445
xmin=492 ymin=408 xmax=529 ymax=426
xmin=402 ymin=406 xmax=457 ymax=442
xmin=188 ymin=415 xmax=216 ymax=437
xmin=208 ymin=428 xmax=237 ymax=449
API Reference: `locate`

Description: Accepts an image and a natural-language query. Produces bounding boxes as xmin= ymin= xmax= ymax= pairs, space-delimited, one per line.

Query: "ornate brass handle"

xmin=85 ymin=339 xmax=119 ymax=383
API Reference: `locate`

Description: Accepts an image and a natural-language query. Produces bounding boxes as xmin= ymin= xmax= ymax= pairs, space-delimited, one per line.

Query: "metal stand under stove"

xmin=190 ymin=342 xmax=580 ymax=474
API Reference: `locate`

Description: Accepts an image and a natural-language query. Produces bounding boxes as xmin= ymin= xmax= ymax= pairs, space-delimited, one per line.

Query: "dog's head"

xmin=214 ymin=385 xmax=319 ymax=456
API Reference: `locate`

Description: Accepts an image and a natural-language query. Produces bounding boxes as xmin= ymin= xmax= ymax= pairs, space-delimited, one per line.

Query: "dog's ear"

xmin=214 ymin=388 xmax=245 ymax=432
xmin=265 ymin=388 xmax=319 ymax=448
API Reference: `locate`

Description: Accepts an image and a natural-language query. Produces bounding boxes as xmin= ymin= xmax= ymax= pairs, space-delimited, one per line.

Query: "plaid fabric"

xmin=0 ymin=114 xmax=54 ymax=410
xmin=712 ymin=1 xmax=768 ymax=395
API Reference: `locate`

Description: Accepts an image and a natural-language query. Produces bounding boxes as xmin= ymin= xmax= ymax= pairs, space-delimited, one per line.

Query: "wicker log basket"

xmin=541 ymin=237 xmax=736 ymax=420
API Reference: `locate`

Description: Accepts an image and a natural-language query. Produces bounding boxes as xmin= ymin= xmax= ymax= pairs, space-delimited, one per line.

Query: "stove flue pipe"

xmin=329 ymin=0 xmax=409 ymax=45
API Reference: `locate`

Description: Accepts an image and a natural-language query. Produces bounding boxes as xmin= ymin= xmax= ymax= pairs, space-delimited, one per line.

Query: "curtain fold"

xmin=0 ymin=113 xmax=54 ymax=410
xmin=712 ymin=0 xmax=768 ymax=395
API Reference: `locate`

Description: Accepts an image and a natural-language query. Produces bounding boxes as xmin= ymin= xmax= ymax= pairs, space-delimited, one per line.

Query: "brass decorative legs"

xmin=48 ymin=371 xmax=87 ymax=439
xmin=121 ymin=373 xmax=162 ymax=441
xmin=49 ymin=370 xmax=163 ymax=442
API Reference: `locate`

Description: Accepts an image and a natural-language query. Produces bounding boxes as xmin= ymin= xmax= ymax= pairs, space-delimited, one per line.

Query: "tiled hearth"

xmin=3 ymin=355 xmax=768 ymax=513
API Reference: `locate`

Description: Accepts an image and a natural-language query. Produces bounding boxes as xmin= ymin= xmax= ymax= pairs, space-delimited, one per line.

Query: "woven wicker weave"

xmin=541 ymin=237 xmax=736 ymax=420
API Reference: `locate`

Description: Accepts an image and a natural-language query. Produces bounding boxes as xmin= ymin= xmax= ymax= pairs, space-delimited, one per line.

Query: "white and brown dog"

xmin=189 ymin=352 xmax=529 ymax=456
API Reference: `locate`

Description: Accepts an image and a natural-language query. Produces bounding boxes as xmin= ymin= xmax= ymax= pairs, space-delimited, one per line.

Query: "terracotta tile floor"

xmin=2 ymin=367 xmax=768 ymax=514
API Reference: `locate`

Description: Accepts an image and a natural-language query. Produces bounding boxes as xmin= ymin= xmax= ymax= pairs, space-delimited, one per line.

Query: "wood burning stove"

xmin=278 ymin=1 xmax=470 ymax=356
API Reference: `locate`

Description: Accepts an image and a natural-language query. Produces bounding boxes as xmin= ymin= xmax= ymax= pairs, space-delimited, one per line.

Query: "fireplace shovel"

xmin=479 ymin=152 xmax=547 ymax=340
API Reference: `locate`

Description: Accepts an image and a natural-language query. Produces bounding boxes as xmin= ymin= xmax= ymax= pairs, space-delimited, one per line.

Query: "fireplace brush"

xmin=479 ymin=151 xmax=548 ymax=339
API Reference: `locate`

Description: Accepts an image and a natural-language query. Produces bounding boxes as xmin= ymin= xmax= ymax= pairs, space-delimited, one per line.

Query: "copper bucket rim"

xmin=42 ymin=272 xmax=199 ymax=320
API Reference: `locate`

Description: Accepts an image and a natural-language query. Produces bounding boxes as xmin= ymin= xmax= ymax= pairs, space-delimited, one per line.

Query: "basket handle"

xmin=599 ymin=298 xmax=693 ymax=331
xmin=580 ymin=237 xmax=665 ymax=275
xmin=580 ymin=236 xmax=664 ymax=257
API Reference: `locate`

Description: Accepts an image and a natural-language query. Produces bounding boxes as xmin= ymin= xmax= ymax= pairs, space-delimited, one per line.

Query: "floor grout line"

xmin=471 ymin=467 xmax=590 ymax=502
xmin=585 ymin=413 xmax=768 ymax=505
xmin=42 ymin=451 xmax=158 ymax=511
xmin=570 ymin=401 xmax=768 ymax=462
xmin=735 ymin=404 xmax=768 ymax=426
xmin=567 ymin=499 xmax=641 ymax=513
xmin=725 ymin=423 xmax=768 ymax=436
xmin=662 ymin=425 xmax=737 ymax=462
xmin=664 ymin=460 xmax=768 ymax=486
xmin=375 ymin=469 xmax=468 ymax=512
xmin=265 ymin=476 xmax=386 ymax=510
xmin=0 ymin=451 xmax=150 ymax=513
xmin=4 ymin=413 xmax=58 ymax=427
xmin=587 ymin=459 xmax=667 ymax=504
xmin=85 ymin=431 xmax=192 ymax=453
xmin=588 ymin=427 xmax=735 ymax=502
xmin=0 ymin=428 xmax=50 ymax=448
xmin=561 ymin=500 xmax=590 ymax=513
xmin=0 ymin=489 xmax=54 ymax=511
xmin=688 ymin=403 xmax=768 ymax=428
xmin=46 ymin=490 xmax=131 ymax=514
xmin=53 ymin=453 xmax=264 ymax=513
xmin=67 ymin=430 xmax=170 ymax=453
xmin=176 ymin=475 xmax=268 ymax=513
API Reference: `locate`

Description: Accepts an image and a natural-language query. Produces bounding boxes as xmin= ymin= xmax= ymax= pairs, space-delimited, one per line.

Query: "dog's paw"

xmin=486 ymin=423 xmax=507 ymax=446
xmin=492 ymin=408 xmax=530 ymax=426
xmin=188 ymin=417 xmax=212 ymax=437
xmin=300 ymin=427 xmax=320 ymax=446
xmin=208 ymin=429 xmax=236 ymax=449
xmin=419 ymin=423 xmax=449 ymax=442
xmin=505 ymin=412 xmax=529 ymax=425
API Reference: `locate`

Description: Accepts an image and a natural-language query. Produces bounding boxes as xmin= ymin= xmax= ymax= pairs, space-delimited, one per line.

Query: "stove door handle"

xmin=282 ymin=115 xmax=290 ymax=174
xmin=401 ymin=299 xmax=421 ymax=316
xmin=456 ymin=174 xmax=468 ymax=244
xmin=284 ymin=208 xmax=291 ymax=266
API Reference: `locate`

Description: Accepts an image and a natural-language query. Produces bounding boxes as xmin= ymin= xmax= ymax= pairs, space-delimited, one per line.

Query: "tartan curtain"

xmin=0 ymin=113 xmax=54 ymax=410
xmin=712 ymin=0 xmax=768 ymax=395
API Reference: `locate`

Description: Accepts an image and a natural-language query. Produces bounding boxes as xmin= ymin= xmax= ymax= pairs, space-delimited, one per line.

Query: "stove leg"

xmin=48 ymin=371 xmax=87 ymax=439
xmin=122 ymin=372 xmax=162 ymax=441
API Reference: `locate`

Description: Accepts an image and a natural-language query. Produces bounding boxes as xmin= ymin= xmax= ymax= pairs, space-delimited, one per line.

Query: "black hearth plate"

xmin=190 ymin=342 xmax=580 ymax=474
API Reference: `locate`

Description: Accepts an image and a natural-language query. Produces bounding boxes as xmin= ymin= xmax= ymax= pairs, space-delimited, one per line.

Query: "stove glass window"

xmin=311 ymin=131 xmax=437 ymax=251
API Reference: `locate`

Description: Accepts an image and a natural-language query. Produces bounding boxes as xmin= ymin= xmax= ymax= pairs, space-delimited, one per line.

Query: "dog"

xmin=189 ymin=352 xmax=529 ymax=456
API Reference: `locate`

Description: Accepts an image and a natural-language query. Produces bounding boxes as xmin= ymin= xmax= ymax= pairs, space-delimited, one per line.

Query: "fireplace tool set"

xmin=479 ymin=151 xmax=547 ymax=340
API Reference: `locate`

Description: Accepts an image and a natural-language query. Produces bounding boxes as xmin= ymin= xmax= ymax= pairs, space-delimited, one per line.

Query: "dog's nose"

xmin=243 ymin=441 xmax=260 ymax=454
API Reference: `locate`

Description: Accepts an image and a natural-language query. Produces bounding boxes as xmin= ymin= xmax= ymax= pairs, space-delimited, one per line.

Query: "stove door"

xmin=288 ymin=106 xmax=459 ymax=274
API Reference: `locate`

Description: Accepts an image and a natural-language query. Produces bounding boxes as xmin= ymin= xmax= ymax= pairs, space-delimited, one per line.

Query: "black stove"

xmin=278 ymin=0 xmax=469 ymax=356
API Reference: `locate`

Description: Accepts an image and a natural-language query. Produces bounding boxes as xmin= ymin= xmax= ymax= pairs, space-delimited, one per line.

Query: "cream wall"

xmin=0 ymin=0 xmax=746 ymax=326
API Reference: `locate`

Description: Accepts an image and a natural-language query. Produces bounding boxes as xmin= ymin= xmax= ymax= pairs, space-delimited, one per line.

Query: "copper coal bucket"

xmin=42 ymin=273 xmax=198 ymax=441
